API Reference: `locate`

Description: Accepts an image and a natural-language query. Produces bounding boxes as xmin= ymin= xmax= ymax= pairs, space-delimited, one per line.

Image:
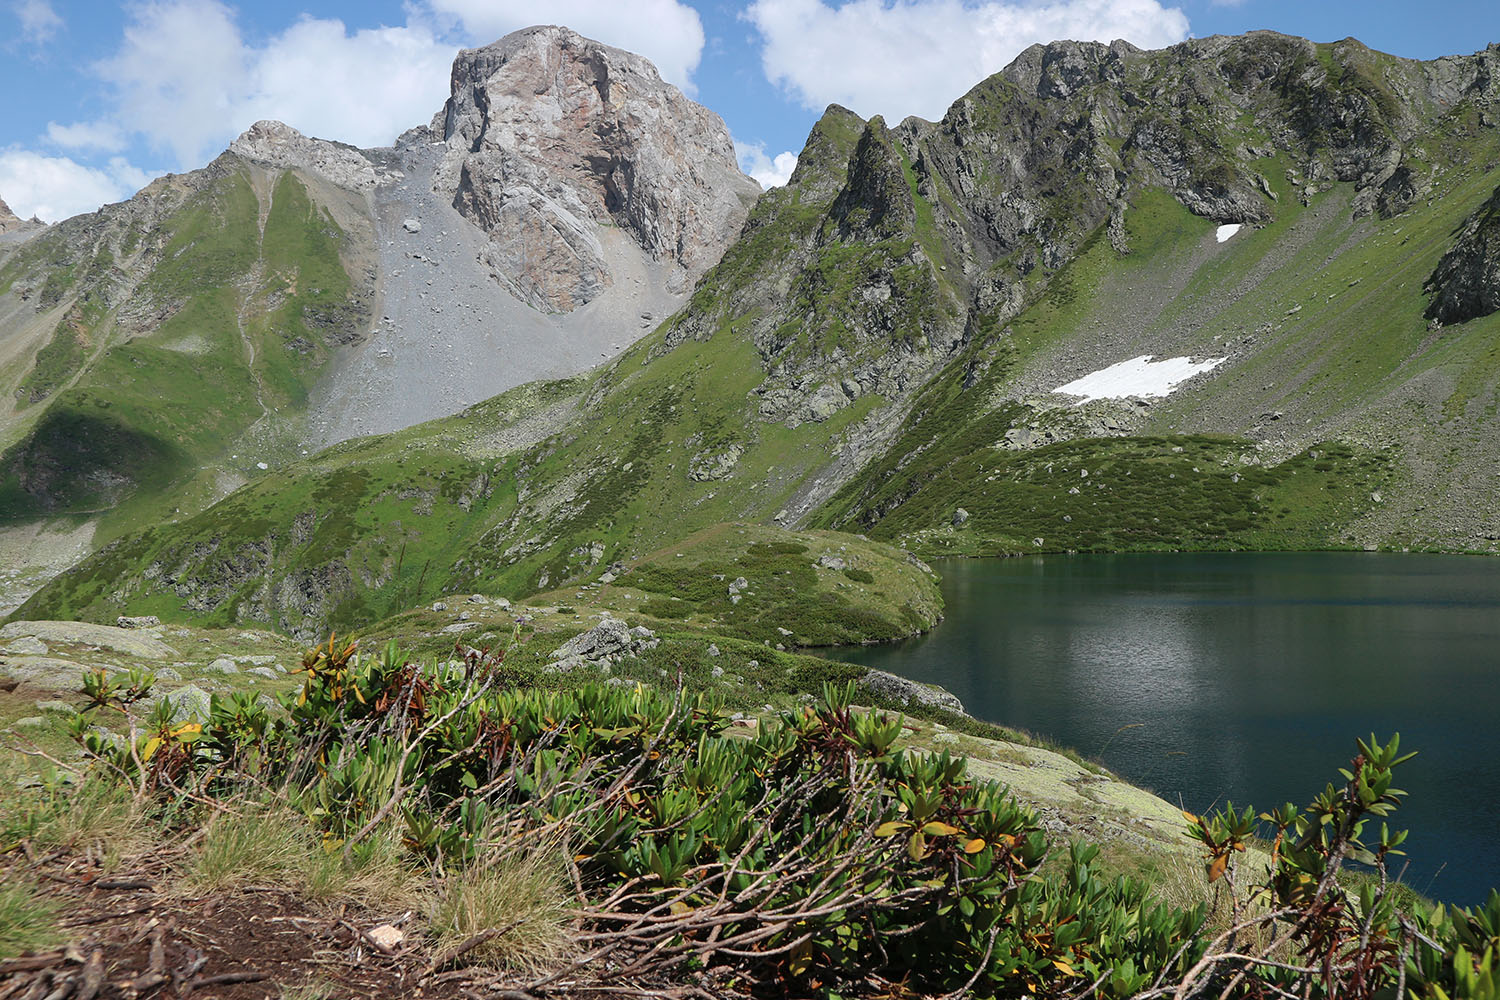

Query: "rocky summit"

xmin=438 ymin=25 xmax=760 ymax=313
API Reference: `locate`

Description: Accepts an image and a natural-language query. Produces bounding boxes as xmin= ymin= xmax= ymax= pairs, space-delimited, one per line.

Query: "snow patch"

xmin=1215 ymin=224 xmax=1243 ymax=243
xmin=1052 ymin=355 xmax=1225 ymax=403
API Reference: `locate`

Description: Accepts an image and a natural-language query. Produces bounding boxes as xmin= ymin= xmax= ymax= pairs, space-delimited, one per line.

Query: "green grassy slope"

xmin=0 ymin=162 xmax=372 ymax=543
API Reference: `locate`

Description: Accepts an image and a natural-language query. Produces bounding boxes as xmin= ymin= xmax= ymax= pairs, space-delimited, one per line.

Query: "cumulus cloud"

xmin=746 ymin=0 xmax=1191 ymax=122
xmin=14 ymin=0 xmax=62 ymax=45
xmin=736 ymin=140 xmax=799 ymax=188
xmin=424 ymin=0 xmax=706 ymax=91
xmin=0 ymin=150 xmax=151 ymax=223
xmin=45 ymin=120 xmax=127 ymax=153
xmin=91 ymin=0 xmax=455 ymax=169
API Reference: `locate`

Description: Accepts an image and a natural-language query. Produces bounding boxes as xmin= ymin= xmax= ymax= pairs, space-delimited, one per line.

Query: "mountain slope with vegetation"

xmin=15 ymin=31 xmax=1500 ymax=638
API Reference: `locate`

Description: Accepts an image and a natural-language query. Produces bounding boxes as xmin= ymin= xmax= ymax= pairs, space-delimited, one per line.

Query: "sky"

xmin=3 ymin=0 xmax=1499 ymax=223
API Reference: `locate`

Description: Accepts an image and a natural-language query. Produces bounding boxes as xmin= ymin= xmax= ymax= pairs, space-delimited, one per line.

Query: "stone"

xmin=155 ymin=684 xmax=213 ymax=723
xmin=116 ymin=615 xmax=162 ymax=629
xmin=494 ymin=598 xmax=511 ymax=610
xmin=857 ymin=669 xmax=965 ymax=715
xmin=468 ymin=594 xmax=487 ymax=604
xmin=402 ymin=218 xmax=422 ymax=233
xmin=706 ymin=644 xmax=720 ymax=657
xmin=432 ymin=601 xmax=448 ymax=612
xmin=817 ymin=554 xmax=847 ymax=570
xmin=440 ymin=622 xmax=482 ymax=634
xmin=12 ymin=717 xmax=46 ymax=730
xmin=711 ymin=666 xmax=725 ymax=678
xmin=246 ymin=667 xmax=279 ymax=679
xmin=204 ymin=657 xmax=239 ymax=675
xmin=3 ymin=636 xmax=48 ymax=656
xmin=776 ymin=627 xmax=793 ymax=637
xmin=951 ymin=508 xmax=970 ymax=527
xmin=0 ymin=621 xmax=177 ymax=660
xmin=553 ymin=619 xmax=634 ymax=661
xmin=366 ymin=924 xmax=405 ymax=951
xmin=34 ymin=700 xmax=75 ymax=715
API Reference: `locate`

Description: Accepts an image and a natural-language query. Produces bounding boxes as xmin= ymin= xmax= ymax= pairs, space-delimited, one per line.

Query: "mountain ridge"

xmin=13 ymin=28 xmax=1500 ymax=635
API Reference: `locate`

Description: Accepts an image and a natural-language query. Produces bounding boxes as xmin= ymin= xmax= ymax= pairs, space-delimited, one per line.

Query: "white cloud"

xmin=92 ymin=1 xmax=456 ymax=170
xmin=45 ymin=120 xmax=127 ymax=153
xmin=736 ymin=140 xmax=799 ymax=188
xmin=746 ymin=0 xmax=1192 ymax=122
xmin=424 ymin=0 xmax=706 ymax=91
xmin=0 ymin=150 xmax=150 ymax=223
xmin=14 ymin=0 xmax=62 ymax=45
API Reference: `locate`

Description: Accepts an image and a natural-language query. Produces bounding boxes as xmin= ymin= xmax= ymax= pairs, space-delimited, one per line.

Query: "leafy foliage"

xmin=53 ymin=643 xmax=1500 ymax=998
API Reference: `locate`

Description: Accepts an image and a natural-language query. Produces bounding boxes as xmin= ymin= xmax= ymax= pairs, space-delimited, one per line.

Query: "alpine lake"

xmin=822 ymin=552 xmax=1500 ymax=904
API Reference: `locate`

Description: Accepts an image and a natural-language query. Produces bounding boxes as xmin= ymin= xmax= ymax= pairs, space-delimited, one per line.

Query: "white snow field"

xmin=1052 ymin=355 xmax=1225 ymax=403
xmin=1215 ymin=223 xmax=1243 ymax=243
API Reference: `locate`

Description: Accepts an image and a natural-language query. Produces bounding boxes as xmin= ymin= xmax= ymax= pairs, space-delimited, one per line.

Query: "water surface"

xmin=825 ymin=552 xmax=1500 ymax=903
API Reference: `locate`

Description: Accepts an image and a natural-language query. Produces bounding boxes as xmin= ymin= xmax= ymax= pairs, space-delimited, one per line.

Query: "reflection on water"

xmin=823 ymin=552 xmax=1500 ymax=904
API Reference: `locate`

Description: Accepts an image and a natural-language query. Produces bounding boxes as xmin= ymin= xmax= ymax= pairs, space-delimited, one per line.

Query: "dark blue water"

xmin=824 ymin=553 xmax=1500 ymax=904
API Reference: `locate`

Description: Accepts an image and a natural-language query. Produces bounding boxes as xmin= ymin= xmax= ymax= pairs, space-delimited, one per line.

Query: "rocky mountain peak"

xmin=0 ymin=194 xmax=37 ymax=235
xmin=436 ymin=24 xmax=760 ymax=313
xmin=228 ymin=119 xmax=386 ymax=190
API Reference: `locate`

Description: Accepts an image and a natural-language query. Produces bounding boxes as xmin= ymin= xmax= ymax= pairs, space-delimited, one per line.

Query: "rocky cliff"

xmin=436 ymin=26 xmax=759 ymax=313
xmin=1425 ymin=182 xmax=1500 ymax=324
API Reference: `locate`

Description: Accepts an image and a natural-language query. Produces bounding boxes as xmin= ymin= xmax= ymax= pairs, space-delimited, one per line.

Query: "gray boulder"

xmin=553 ymin=618 xmax=634 ymax=661
xmin=858 ymin=669 xmax=965 ymax=715
xmin=116 ymin=615 xmax=162 ymax=629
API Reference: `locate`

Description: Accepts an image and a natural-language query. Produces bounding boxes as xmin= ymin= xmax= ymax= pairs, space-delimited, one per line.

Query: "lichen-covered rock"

xmin=436 ymin=26 xmax=759 ymax=313
xmin=0 ymin=621 xmax=176 ymax=660
xmin=858 ymin=669 xmax=965 ymax=715
xmin=1425 ymin=183 xmax=1500 ymax=324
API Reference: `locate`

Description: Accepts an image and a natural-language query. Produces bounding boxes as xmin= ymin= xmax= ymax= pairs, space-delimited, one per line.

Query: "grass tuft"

xmin=0 ymin=880 xmax=61 ymax=958
xmin=428 ymin=844 xmax=574 ymax=974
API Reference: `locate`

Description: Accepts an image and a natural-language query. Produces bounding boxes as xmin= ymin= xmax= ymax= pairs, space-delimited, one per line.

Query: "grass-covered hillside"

xmin=0 ymin=157 xmax=374 ymax=545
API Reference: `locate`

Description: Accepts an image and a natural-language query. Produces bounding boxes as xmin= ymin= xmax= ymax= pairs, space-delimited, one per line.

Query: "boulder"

xmin=553 ymin=619 xmax=634 ymax=661
xmin=857 ymin=669 xmax=965 ymax=715
xmin=116 ymin=615 xmax=162 ymax=629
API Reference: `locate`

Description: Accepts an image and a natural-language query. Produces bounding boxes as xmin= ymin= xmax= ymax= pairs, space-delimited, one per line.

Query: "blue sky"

xmin=4 ymin=0 xmax=1498 ymax=222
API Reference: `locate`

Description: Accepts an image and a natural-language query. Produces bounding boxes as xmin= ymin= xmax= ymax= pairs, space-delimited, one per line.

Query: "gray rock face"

xmin=116 ymin=615 xmax=161 ymax=629
xmin=858 ymin=669 xmax=965 ymax=715
xmin=229 ymin=120 xmax=385 ymax=191
xmin=1426 ymin=183 xmax=1500 ymax=324
xmin=436 ymin=26 xmax=759 ymax=313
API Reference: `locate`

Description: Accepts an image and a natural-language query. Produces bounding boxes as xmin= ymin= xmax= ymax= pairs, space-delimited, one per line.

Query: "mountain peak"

xmin=435 ymin=23 xmax=759 ymax=312
xmin=227 ymin=119 xmax=384 ymax=190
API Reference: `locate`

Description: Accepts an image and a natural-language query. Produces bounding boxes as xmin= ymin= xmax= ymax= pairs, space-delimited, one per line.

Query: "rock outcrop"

xmin=1425 ymin=183 xmax=1500 ymax=324
xmin=228 ymin=120 xmax=387 ymax=191
xmin=436 ymin=25 xmax=760 ymax=312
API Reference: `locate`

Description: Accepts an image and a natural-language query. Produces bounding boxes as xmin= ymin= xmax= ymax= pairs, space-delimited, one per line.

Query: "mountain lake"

xmin=823 ymin=552 xmax=1500 ymax=904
